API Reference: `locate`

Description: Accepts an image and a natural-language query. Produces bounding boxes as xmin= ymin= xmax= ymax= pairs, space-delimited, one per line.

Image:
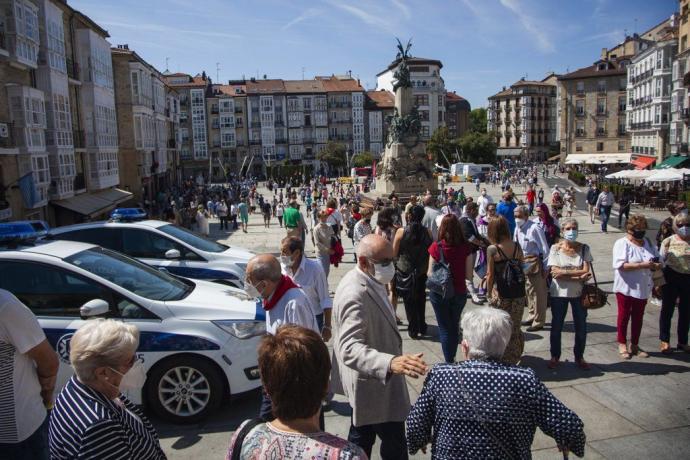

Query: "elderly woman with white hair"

xmin=49 ymin=319 xmax=166 ymax=460
xmin=406 ymin=307 xmax=586 ymax=459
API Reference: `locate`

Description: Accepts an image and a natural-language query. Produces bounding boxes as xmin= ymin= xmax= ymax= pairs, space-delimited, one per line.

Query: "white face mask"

xmin=678 ymin=226 xmax=690 ymax=238
xmin=515 ymin=218 xmax=525 ymax=227
xmin=244 ymin=280 xmax=262 ymax=298
xmin=108 ymin=361 xmax=146 ymax=391
xmin=372 ymin=261 xmax=395 ymax=285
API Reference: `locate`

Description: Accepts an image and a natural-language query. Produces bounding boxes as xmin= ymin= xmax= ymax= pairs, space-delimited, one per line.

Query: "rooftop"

xmin=365 ymin=89 xmax=394 ymax=109
xmin=246 ymin=79 xmax=286 ymax=94
xmin=558 ymin=56 xmax=630 ymax=81
xmin=316 ymin=76 xmax=364 ymax=92
xmin=377 ymin=56 xmax=443 ymax=76
xmin=283 ymin=80 xmax=325 ymax=93
xmin=446 ymin=91 xmax=471 ymax=110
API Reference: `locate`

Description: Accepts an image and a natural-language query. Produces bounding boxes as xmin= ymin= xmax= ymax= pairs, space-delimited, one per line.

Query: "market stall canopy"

xmin=565 ymin=153 xmax=635 ymax=165
xmin=605 ymin=169 xmax=653 ymax=180
xmin=547 ymin=154 xmax=561 ymax=162
xmin=631 ymin=156 xmax=656 ymax=170
xmin=654 ymin=155 xmax=690 ymax=169
xmin=644 ymin=169 xmax=685 ymax=182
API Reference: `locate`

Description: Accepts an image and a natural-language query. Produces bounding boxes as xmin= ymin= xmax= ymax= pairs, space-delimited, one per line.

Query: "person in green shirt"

xmin=238 ymin=200 xmax=249 ymax=233
xmin=283 ymin=201 xmax=301 ymax=240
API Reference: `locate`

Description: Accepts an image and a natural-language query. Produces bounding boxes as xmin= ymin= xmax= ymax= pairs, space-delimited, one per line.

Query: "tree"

xmin=469 ymin=108 xmax=487 ymax=134
xmin=352 ymin=151 xmax=374 ymax=168
xmin=457 ymin=131 xmax=497 ymax=164
xmin=317 ymin=141 xmax=347 ymax=174
xmin=426 ymin=127 xmax=459 ymax=167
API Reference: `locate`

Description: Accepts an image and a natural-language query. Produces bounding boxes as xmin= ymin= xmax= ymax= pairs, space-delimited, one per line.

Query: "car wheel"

xmin=146 ymin=355 xmax=225 ymax=424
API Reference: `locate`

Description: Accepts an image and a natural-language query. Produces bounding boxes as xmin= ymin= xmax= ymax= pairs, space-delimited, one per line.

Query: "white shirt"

xmin=0 ymin=290 xmax=47 ymax=443
xmin=326 ymin=209 xmax=343 ymax=227
xmin=547 ymin=244 xmax=592 ymax=298
xmin=612 ymin=237 xmax=659 ymax=300
xmin=282 ymin=256 xmax=332 ymax=316
xmin=477 ymin=195 xmax=493 ymax=216
xmin=514 ymin=220 xmax=550 ymax=264
xmin=264 ymin=287 xmax=319 ymax=335
xmin=595 ymin=191 xmax=615 ymax=208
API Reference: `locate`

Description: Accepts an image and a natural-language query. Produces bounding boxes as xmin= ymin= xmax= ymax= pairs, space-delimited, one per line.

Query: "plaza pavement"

xmin=154 ymin=175 xmax=690 ymax=459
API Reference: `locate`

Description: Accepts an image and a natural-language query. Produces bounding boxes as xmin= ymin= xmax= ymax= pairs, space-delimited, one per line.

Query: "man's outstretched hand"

xmin=390 ymin=353 xmax=428 ymax=378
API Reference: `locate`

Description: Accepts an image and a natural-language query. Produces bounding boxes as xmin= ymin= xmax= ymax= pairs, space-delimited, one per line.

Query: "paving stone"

xmin=589 ymin=426 xmax=690 ymax=460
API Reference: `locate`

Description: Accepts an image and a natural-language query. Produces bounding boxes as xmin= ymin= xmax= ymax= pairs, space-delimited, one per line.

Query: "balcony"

xmin=575 ymin=131 xmax=586 ymax=137
xmin=0 ymin=121 xmax=15 ymax=149
xmin=575 ymin=111 xmax=586 ymax=118
xmin=275 ymin=137 xmax=287 ymax=143
xmin=73 ymin=130 xmax=85 ymax=149
xmin=249 ymin=139 xmax=261 ymax=145
xmin=596 ymin=129 xmax=607 ymax=137
xmin=596 ymin=110 xmax=607 ymax=117
xmin=65 ymin=57 xmax=79 ymax=81
xmin=329 ymin=118 xmax=352 ymax=124
xmin=683 ymin=108 xmax=690 ymax=121
xmin=630 ymin=121 xmax=653 ymax=130
xmin=328 ymin=101 xmax=352 ymax=108
xmin=234 ymin=107 xmax=243 ymax=114
xmin=211 ymin=107 xmax=219 ymax=115
xmin=617 ymin=128 xmax=626 ymax=135
xmin=73 ymin=173 xmax=86 ymax=191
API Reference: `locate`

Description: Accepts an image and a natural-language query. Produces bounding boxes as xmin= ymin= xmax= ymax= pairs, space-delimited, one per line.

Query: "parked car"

xmin=0 ymin=231 xmax=265 ymax=423
xmin=49 ymin=220 xmax=252 ymax=288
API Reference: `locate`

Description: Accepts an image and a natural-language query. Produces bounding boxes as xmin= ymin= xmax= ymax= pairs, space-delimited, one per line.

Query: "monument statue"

xmin=375 ymin=38 xmax=436 ymax=195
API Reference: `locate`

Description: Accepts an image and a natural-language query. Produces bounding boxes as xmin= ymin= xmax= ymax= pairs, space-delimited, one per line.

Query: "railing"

xmin=575 ymin=111 xmax=585 ymax=117
xmin=683 ymin=108 xmax=690 ymax=120
xmin=250 ymin=121 xmax=260 ymax=128
xmin=0 ymin=121 xmax=15 ymax=148
xmin=617 ymin=129 xmax=626 ymax=135
xmin=235 ymin=107 xmax=243 ymax=114
xmin=66 ymin=57 xmax=79 ymax=80
xmin=328 ymin=101 xmax=352 ymax=108
xmin=630 ymin=122 xmax=652 ymax=130
xmin=275 ymin=137 xmax=287 ymax=143
xmin=73 ymin=129 xmax=85 ymax=148
xmin=249 ymin=139 xmax=261 ymax=145
xmin=211 ymin=107 xmax=219 ymax=114
xmin=329 ymin=118 xmax=352 ymax=123
xmin=575 ymin=131 xmax=586 ymax=137
xmin=596 ymin=110 xmax=607 ymax=116
xmin=596 ymin=129 xmax=607 ymax=137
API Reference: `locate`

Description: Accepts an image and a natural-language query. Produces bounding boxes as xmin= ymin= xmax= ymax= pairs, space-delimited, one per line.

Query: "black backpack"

xmin=494 ymin=245 xmax=526 ymax=299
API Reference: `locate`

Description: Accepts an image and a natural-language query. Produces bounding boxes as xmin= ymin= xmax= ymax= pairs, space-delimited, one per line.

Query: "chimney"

xmin=124 ymin=44 xmax=129 ymax=50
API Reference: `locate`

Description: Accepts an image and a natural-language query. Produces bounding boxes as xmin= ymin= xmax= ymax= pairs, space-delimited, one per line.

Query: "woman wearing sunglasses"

xmin=659 ymin=212 xmax=690 ymax=354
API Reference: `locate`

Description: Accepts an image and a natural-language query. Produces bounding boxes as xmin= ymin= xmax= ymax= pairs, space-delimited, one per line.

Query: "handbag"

xmin=426 ymin=244 xmax=455 ymax=300
xmin=230 ymin=418 xmax=263 ymax=460
xmin=395 ymin=269 xmax=416 ymax=298
xmin=580 ymin=245 xmax=608 ymax=309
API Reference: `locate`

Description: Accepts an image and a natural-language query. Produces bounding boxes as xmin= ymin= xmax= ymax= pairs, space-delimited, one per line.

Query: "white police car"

xmin=48 ymin=220 xmax=253 ymax=288
xmin=0 ymin=230 xmax=265 ymax=424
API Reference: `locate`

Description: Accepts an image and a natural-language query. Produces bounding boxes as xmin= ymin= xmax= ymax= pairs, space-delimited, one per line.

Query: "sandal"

xmin=630 ymin=345 xmax=649 ymax=358
xmin=547 ymin=357 xmax=559 ymax=369
xmin=618 ymin=345 xmax=631 ymax=360
xmin=660 ymin=341 xmax=672 ymax=354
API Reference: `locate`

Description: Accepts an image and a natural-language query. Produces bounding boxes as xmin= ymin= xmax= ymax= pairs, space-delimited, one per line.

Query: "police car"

xmin=0 ymin=227 xmax=265 ymax=424
xmin=48 ymin=220 xmax=253 ymax=288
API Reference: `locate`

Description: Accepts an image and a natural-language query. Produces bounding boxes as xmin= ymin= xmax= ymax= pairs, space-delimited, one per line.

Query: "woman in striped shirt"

xmin=49 ymin=319 xmax=166 ymax=459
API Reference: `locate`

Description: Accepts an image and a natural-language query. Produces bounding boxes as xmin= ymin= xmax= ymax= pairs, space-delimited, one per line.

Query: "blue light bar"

xmin=0 ymin=220 xmax=49 ymax=242
xmin=110 ymin=208 xmax=148 ymax=221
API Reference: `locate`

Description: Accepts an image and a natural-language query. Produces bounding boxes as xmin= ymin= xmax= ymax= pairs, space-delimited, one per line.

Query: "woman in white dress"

xmin=196 ymin=204 xmax=210 ymax=237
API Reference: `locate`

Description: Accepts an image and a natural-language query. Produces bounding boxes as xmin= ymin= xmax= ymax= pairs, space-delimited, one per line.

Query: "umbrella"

xmin=645 ymin=169 xmax=684 ymax=182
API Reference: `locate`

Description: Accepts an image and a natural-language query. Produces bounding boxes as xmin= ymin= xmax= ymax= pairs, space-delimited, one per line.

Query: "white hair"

xmin=70 ymin=319 xmax=139 ymax=382
xmin=461 ymin=307 xmax=512 ymax=360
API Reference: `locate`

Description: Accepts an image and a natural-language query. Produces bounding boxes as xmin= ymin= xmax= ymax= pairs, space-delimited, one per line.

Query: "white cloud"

xmin=391 ymin=0 xmax=411 ymax=20
xmin=282 ymin=8 xmax=322 ymax=30
xmin=499 ymin=0 xmax=555 ymax=53
xmin=100 ymin=20 xmax=242 ymax=40
xmin=328 ymin=1 xmax=397 ymax=35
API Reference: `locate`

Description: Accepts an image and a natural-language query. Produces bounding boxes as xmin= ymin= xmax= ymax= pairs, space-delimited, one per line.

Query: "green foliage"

xmin=427 ymin=127 xmax=458 ymax=166
xmin=457 ymin=131 xmax=497 ymax=164
xmin=469 ymin=108 xmax=487 ymax=134
xmin=317 ymin=141 xmax=348 ymax=169
xmin=568 ymin=170 xmax=587 ymax=186
xmin=352 ymin=151 xmax=374 ymax=168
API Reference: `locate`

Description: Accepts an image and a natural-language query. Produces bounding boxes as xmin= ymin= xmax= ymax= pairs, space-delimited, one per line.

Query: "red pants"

xmin=616 ymin=292 xmax=647 ymax=345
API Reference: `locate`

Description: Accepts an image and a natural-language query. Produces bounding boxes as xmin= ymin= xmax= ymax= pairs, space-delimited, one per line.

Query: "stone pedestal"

xmin=374 ymin=142 xmax=437 ymax=198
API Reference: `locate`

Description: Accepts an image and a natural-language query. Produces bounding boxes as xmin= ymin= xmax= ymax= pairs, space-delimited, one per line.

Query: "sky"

xmin=69 ymin=0 xmax=677 ymax=109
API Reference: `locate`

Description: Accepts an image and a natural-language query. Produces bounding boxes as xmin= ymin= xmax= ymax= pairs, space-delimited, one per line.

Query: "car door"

xmin=120 ymin=228 xmax=210 ymax=280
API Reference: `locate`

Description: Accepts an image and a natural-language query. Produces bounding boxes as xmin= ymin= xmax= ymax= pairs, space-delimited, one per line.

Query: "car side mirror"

xmin=80 ymin=299 xmax=110 ymax=318
xmin=165 ymin=249 xmax=181 ymax=259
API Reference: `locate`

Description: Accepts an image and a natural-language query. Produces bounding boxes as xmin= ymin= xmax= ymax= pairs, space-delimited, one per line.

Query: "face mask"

xmin=364 ymin=219 xmax=371 ymax=224
xmin=564 ymin=229 xmax=578 ymax=241
xmin=108 ymin=361 xmax=146 ymax=391
xmin=515 ymin=218 xmax=525 ymax=227
xmin=679 ymin=209 xmax=689 ymax=217
xmin=677 ymin=226 xmax=690 ymax=238
xmin=372 ymin=261 xmax=395 ymax=285
xmin=481 ymin=191 xmax=487 ymax=196
xmin=244 ymin=280 xmax=262 ymax=298
xmin=631 ymin=229 xmax=646 ymax=240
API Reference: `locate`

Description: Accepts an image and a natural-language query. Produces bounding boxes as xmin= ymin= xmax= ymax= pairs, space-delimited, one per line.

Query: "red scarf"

xmin=262 ymin=275 xmax=299 ymax=311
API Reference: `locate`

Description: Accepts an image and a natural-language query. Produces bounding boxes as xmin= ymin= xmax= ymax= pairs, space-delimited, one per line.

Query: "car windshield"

xmin=65 ymin=247 xmax=192 ymax=301
xmin=157 ymin=224 xmax=228 ymax=253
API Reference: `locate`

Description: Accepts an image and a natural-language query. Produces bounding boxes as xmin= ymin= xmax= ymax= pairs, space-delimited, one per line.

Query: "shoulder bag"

xmin=426 ymin=243 xmax=455 ymax=300
xmin=580 ymin=244 xmax=608 ymax=309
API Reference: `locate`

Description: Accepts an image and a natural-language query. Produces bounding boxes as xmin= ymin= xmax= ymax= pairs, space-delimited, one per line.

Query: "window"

xmin=576 ymin=81 xmax=584 ymax=94
xmin=575 ymin=143 xmax=582 ymax=151
xmin=618 ymin=141 xmax=625 ymax=151
xmin=596 ymin=120 xmax=606 ymax=136
xmin=597 ymin=98 xmax=606 ymax=115
xmin=0 ymin=261 xmax=107 ymax=317
xmin=597 ymin=142 xmax=604 ymax=151
xmin=575 ymin=99 xmax=584 ymax=115
xmin=618 ymin=96 xmax=626 ymax=113
xmin=575 ymin=121 xmax=585 ymax=136
xmin=47 ymin=19 xmax=66 ymax=72
xmin=414 ymin=94 xmax=429 ymax=106
xmin=597 ymin=80 xmax=607 ymax=93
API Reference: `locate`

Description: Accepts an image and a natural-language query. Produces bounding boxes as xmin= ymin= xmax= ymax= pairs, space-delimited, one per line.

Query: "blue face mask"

xmin=564 ymin=229 xmax=578 ymax=241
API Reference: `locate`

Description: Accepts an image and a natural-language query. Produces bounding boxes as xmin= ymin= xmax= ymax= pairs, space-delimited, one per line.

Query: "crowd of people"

xmin=2 ymin=163 xmax=689 ymax=459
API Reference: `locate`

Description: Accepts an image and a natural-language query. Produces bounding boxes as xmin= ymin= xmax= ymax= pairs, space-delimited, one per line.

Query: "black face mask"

xmin=364 ymin=219 xmax=371 ymax=224
xmin=631 ymin=229 xmax=646 ymax=240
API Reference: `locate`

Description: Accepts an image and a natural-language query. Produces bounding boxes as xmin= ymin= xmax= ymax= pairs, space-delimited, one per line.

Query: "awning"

xmin=547 ymin=154 xmax=561 ymax=162
xmin=496 ymin=148 xmax=522 ymax=157
xmin=565 ymin=153 xmax=636 ymax=165
xmin=655 ymin=155 xmax=690 ymax=169
xmin=631 ymin=156 xmax=656 ymax=170
xmin=52 ymin=188 xmax=133 ymax=217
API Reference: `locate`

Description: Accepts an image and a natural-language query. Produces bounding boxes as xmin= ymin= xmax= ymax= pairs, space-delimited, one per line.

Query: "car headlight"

xmin=212 ymin=320 xmax=265 ymax=339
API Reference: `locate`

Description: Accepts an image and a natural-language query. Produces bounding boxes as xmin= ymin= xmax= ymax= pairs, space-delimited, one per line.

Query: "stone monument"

xmin=375 ymin=39 xmax=436 ymax=197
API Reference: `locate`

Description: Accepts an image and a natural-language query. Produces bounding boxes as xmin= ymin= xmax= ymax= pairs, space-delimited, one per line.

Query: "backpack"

xmin=494 ymin=245 xmax=526 ymax=299
xmin=425 ymin=243 xmax=455 ymax=300
xmin=346 ymin=216 xmax=357 ymax=239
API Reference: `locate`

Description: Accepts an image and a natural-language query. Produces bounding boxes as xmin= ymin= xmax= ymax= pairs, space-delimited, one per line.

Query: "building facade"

xmin=284 ymin=79 xmax=328 ymax=170
xmin=557 ymin=57 xmax=630 ymax=160
xmin=112 ymin=44 xmax=179 ymax=205
xmin=487 ymin=75 xmax=557 ymax=161
xmin=364 ymin=89 xmax=394 ymax=158
xmin=445 ymin=91 xmax=471 ymax=139
xmin=376 ymin=57 xmax=445 ymax=139
xmin=628 ymin=35 xmax=677 ymax=162
xmin=0 ymin=0 xmax=127 ymax=225
xmin=206 ymin=82 xmax=248 ymax=181
xmin=318 ymin=75 xmax=366 ymax=157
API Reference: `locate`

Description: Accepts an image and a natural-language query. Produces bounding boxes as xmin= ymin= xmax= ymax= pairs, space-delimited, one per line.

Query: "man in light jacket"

xmin=331 ymin=234 xmax=428 ymax=460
